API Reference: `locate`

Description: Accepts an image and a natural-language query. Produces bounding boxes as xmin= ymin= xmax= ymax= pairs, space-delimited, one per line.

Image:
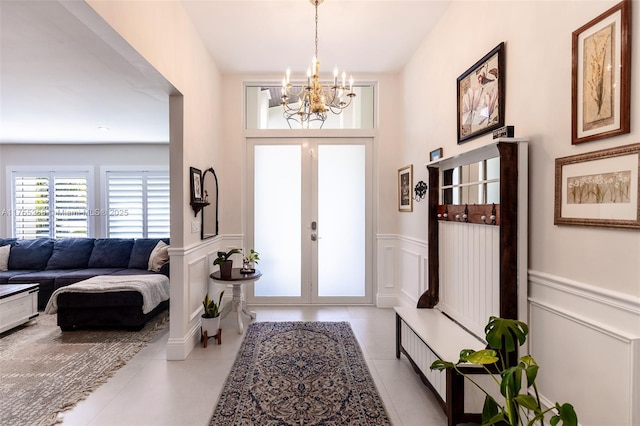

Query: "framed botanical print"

xmin=398 ymin=165 xmax=413 ymax=212
xmin=571 ymin=0 xmax=631 ymax=145
xmin=457 ymin=42 xmax=505 ymax=144
xmin=554 ymin=143 xmax=639 ymax=229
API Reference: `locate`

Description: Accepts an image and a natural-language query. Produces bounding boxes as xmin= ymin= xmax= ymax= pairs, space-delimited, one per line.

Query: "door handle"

xmin=311 ymin=233 xmax=317 ymax=241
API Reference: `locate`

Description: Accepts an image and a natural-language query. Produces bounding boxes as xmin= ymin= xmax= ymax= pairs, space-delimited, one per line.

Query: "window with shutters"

xmin=105 ymin=171 xmax=169 ymax=238
xmin=11 ymin=172 xmax=89 ymax=238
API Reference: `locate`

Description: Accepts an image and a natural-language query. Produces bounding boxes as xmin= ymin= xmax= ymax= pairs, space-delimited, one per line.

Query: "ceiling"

xmin=0 ymin=0 xmax=450 ymax=144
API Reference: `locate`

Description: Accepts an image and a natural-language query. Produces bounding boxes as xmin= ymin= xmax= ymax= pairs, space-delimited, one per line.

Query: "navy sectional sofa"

xmin=0 ymin=237 xmax=169 ymax=312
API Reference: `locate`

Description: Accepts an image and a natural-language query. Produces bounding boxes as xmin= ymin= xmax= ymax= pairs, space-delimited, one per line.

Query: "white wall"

xmin=0 ymin=143 xmax=168 ymax=237
xmin=86 ymin=0 xmax=224 ymax=359
xmin=396 ymin=1 xmax=640 ymax=424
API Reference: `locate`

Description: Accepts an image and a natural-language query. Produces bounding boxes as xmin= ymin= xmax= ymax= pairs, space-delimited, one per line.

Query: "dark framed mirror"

xmin=201 ymin=167 xmax=219 ymax=239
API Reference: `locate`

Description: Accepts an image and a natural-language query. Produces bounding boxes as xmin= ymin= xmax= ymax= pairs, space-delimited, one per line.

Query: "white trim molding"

xmin=528 ymin=270 xmax=640 ymax=426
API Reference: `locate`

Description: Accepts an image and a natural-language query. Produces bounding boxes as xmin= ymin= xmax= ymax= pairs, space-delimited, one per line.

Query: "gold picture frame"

xmin=571 ymin=0 xmax=631 ymax=145
xmin=554 ymin=143 xmax=639 ymax=229
xmin=398 ymin=165 xmax=413 ymax=212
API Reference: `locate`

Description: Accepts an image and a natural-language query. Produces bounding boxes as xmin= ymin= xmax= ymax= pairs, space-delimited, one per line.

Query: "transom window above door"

xmin=245 ymin=84 xmax=375 ymax=130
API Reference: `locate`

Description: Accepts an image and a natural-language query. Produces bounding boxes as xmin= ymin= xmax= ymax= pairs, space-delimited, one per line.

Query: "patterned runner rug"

xmin=0 ymin=311 xmax=169 ymax=426
xmin=210 ymin=321 xmax=391 ymax=425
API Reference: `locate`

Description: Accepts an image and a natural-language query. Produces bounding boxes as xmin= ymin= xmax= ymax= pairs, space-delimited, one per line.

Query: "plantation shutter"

xmin=53 ymin=177 xmax=88 ymax=238
xmin=13 ymin=173 xmax=88 ymax=238
xmin=13 ymin=176 xmax=51 ymax=238
xmin=106 ymin=171 xmax=169 ymax=238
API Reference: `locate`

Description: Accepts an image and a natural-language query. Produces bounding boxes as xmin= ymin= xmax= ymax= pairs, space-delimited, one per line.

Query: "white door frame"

xmin=246 ymin=136 xmax=374 ymax=305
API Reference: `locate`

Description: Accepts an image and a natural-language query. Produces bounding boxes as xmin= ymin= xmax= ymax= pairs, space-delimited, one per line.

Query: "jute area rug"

xmin=210 ymin=321 xmax=391 ymax=426
xmin=0 ymin=311 xmax=169 ymax=426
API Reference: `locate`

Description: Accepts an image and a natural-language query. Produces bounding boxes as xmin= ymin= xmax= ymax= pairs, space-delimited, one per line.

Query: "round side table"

xmin=209 ymin=268 xmax=262 ymax=334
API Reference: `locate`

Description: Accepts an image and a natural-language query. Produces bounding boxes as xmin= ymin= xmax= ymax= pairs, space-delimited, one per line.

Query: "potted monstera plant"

xmin=213 ymin=248 xmax=241 ymax=279
xmin=201 ymin=291 xmax=224 ymax=336
xmin=430 ymin=316 xmax=578 ymax=426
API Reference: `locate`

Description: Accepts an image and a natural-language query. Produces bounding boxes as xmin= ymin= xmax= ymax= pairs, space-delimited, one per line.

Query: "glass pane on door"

xmin=254 ymin=145 xmax=301 ymax=297
xmin=317 ymin=145 xmax=365 ymax=297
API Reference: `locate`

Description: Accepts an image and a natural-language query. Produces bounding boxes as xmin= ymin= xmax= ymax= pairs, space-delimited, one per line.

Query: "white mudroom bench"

xmin=395 ymin=140 xmax=529 ymax=426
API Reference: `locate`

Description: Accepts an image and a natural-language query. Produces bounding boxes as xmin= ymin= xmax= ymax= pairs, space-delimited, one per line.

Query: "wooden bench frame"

xmin=395 ymin=140 xmax=528 ymax=426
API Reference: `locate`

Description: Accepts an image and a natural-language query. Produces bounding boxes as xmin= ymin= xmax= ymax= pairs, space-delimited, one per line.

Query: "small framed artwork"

xmin=398 ymin=165 xmax=413 ymax=212
xmin=572 ymin=0 xmax=631 ymax=145
xmin=554 ymin=143 xmax=639 ymax=229
xmin=190 ymin=167 xmax=203 ymax=203
xmin=430 ymin=148 xmax=443 ymax=162
xmin=457 ymin=42 xmax=505 ymax=144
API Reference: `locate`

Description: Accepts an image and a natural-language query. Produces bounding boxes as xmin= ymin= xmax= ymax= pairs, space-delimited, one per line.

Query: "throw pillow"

xmin=0 ymin=245 xmax=10 ymax=271
xmin=148 ymin=241 xmax=170 ymax=272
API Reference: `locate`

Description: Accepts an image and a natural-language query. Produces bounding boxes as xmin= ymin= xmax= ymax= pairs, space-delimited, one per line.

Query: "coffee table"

xmin=0 ymin=283 xmax=39 ymax=333
xmin=209 ymin=268 xmax=261 ymax=334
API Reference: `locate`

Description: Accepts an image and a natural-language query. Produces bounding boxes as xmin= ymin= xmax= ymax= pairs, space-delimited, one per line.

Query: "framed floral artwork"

xmin=571 ymin=0 xmax=631 ymax=145
xmin=554 ymin=143 xmax=639 ymax=229
xmin=398 ymin=165 xmax=413 ymax=212
xmin=457 ymin=42 xmax=505 ymax=144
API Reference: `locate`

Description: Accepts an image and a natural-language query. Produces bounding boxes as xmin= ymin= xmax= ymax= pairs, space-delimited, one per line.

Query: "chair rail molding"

xmin=528 ymin=269 xmax=640 ymax=425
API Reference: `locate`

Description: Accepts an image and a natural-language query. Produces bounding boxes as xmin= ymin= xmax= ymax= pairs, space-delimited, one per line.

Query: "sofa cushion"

xmin=0 ymin=238 xmax=17 ymax=247
xmin=46 ymin=238 xmax=95 ymax=270
xmin=88 ymin=239 xmax=134 ymax=268
xmin=54 ymin=268 xmax=125 ymax=289
xmin=128 ymin=238 xmax=169 ymax=270
xmin=0 ymin=270 xmax=36 ymax=284
xmin=8 ymin=238 xmax=55 ymax=270
xmin=0 ymin=245 xmax=10 ymax=271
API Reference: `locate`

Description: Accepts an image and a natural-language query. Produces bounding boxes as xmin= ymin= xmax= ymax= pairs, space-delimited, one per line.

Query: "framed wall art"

xmin=430 ymin=147 xmax=443 ymax=162
xmin=190 ymin=167 xmax=203 ymax=204
xmin=457 ymin=42 xmax=505 ymax=144
xmin=554 ymin=143 xmax=639 ymax=229
xmin=571 ymin=0 xmax=631 ymax=145
xmin=398 ymin=165 xmax=413 ymax=212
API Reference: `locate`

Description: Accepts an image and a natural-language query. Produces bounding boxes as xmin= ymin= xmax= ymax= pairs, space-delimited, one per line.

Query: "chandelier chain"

xmin=314 ymin=1 xmax=319 ymax=60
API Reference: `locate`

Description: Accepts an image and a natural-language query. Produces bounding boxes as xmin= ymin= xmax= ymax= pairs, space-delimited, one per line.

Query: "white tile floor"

xmin=59 ymin=306 xmax=448 ymax=426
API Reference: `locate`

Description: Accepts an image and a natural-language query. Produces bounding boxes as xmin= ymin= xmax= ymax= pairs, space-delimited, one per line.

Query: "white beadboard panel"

xmin=400 ymin=319 xmax=446 ymax=401
xmin=529 ymin=271 xmax=640 ymax=426
xmin=439 ymin=222 xmax=500 ymax=338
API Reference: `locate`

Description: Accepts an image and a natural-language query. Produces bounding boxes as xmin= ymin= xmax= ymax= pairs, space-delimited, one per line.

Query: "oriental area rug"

xmin=210 ymin=321 xmax=391 ymax=426
xmin=0 ymin=311 xmax=169 ymax=426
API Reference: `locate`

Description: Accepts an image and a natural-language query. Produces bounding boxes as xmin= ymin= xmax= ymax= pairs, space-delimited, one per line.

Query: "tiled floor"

xmin=59 ymin=306 xmax=448 ymax=426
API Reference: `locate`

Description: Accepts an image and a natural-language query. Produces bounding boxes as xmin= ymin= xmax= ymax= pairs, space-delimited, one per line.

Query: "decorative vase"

xmin=220 ymin=259 xmax=233 ymax=279
xmin=201 ymin=315 xmax=220 ymax=336
xmin=241 ymin=259 xmax=255 ymax=273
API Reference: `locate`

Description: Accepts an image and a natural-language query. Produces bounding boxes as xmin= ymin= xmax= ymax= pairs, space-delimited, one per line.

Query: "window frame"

xmin=7 ymin=166 xmax=94 ymax=238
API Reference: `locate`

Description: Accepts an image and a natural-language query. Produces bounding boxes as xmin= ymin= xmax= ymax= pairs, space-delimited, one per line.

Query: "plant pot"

xmin=220 ymin=260 xmax=233 ymax=279
xmin=201 ymin=315 xmax=220 ymax=336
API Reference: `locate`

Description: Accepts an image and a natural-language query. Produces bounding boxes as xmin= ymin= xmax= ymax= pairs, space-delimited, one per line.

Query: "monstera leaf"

xmin=484 ymin=316 xmax=528 ymax=353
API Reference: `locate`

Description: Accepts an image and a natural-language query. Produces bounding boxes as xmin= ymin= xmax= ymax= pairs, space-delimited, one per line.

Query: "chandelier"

xmin=281 ymin=0 xmax=355 ymax=129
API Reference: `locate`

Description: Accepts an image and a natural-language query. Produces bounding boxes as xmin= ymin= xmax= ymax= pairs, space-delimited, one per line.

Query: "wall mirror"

xmin=441 ymin=157 xmax=500 ymax=205
xmin=201 ymin=167 xmax=219 ymax=239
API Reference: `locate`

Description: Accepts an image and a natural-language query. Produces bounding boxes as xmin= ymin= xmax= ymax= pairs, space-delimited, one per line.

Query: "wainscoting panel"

xmin=376 ymin=234 xmax=428 ymax=308
xmin=528 ymin=271 xmax=640 ymax=426
xmin=187 ymin=256 xmax=207 ymax=322
xmin=438 ymin=222 xmax=500 ymax=338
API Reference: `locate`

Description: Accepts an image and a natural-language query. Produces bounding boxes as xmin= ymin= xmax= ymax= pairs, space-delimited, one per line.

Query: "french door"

xmin=246 ymin=138 xmax=373 ymax=304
